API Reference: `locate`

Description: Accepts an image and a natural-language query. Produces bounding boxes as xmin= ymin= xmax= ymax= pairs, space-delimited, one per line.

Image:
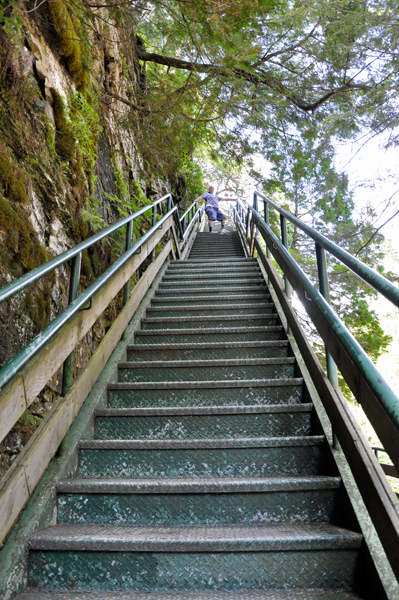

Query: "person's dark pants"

xmin=206 ymin=207 xmax=226 ymax=224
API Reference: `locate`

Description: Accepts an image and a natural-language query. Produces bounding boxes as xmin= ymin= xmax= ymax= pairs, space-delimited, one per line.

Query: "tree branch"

xmin=135 ymin=47 xmax=371 ymax=112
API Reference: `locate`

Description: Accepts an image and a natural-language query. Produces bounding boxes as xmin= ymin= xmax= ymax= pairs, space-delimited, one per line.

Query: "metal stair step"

xmin=28 ymin=524 xmax=361 ymax=591
xmin=179 ymin=258 xmax=254 ymax=263
xmin=162 ymin=274 xmax=262 ymax=283
xmin=146 ymin=303 xmax=275 ymax=318
xmin=158 ymin=279 xmax=265 ymax=289
xmin=189 ymin=244 xmax=244 ymax=247
xmin=188 ymin=252 xmax=246 ymax=257
xmin=56 ymin=474 xmax=340 ymax=527
xmin=107 ymin=378 xmax=304 ymax=408
xmin=151 ymin=293 xmax=271 ymax=306
xmin=77 ymin=436 xmax=325 ymax=479
xmin=15 ymin=590 xmax=367 ymax=599
xmin=168 ymin=261 xmax=257 ymax=269
xmin=93 ymin=404 xmax=313 ymax=440
xmin=189 ymin=252 xmax=246 ymax=256
xmin=29 ymin=523 xmax=361 ymax=552
xmin=154 ymin=285 xmax=268 ymax=297
xmin=118 ymin=357 xmax=296 ymax=382
xmin=166 ymin=267 xmax=261 ymax=275
xmin=134 ymin=325 xmax=286 ymax=344
xmin=127 ymin=340 xmax=289 ymax=361
xmin=140 ymin=315 xmax=280 ymax=330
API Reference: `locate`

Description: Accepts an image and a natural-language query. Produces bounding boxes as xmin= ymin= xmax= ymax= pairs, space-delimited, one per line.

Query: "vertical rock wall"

xmin=0 ymin=2 xmax=183 ymax=476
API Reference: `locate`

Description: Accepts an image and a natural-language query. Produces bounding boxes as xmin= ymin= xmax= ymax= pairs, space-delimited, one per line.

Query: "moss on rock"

xmin=46 ymin=0 xmax=88 ymax=93
xmin=0 ymin=143 xmax=28 ymax=204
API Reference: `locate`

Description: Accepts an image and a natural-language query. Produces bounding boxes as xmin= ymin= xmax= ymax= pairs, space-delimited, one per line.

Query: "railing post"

xmin=280 ymin=215 xmax=292 ymax=299
xmin=61 ymin=252 xmax=82 ymax=396
xmin=250 ymin=193 xmax=257 ymax=257
xmin=166 ymin=196 xmax=171 ymax=241
xmin=315 ymin=242 xmax=339 ymax=391
xmin=264 ymin=200 xmax=271 ymax=259
xmin=122 ymin=219 xmax=134 ymax=306
xmin=151 ymin=204 xmax=157 ymax=262
xmin=245 ymin=207 xmax=250 ymax=239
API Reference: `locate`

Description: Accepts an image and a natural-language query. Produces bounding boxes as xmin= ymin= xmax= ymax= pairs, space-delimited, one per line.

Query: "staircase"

xmin=22 ymin=232 xmax=373 ymax=598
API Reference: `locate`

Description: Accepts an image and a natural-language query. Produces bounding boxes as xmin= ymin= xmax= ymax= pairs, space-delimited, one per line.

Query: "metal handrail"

xmin=0 ymin=208 xmax=177 ymax=391
xmin=183 ymin=204 xmax=205 ymax=240
xmin=0 ymin=189 xmax=201 ymax=395
xmin=235 ymin=200 xmax=399 ymax=582
xmin=0 ymin=194 xmax=173 ymax=306
xmin=179 ymin=201 xmax=197 ymax=222
xmin=236 ymin=200 xmax=399 ymax=470
xmin=254 ymin=190 xmax=399 ymax=309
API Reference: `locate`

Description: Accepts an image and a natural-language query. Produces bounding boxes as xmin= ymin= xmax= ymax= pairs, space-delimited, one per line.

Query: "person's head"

xmin=208 ymin=185 xmax=214 ymax=194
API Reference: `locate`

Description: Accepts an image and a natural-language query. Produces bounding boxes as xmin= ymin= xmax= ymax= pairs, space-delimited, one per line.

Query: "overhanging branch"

xmin=135 ymin=47 xmax=372 ymax=113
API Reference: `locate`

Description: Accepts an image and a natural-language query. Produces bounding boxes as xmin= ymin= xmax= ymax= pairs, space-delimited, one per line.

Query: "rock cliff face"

xmin=0 ymin=2 xmax=184 ymax=477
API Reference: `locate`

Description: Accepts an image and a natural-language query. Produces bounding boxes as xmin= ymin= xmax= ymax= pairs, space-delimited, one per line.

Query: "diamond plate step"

xmin=15 ymin=590 xmax=367 ymax=599
xmin=94 ymin=404 xmax=312 ymax=440
xmin=29 ymin=523 xmax=361 ymax=552
xmin=28 ymin=525 xmax=361 ymax=591
xmin=140 ymin=315 xmax=280 ymax=330
xmin=183 ymin=256 xmax=253 ymax=261
xmin=56 ymin=475 xmax=340 ymax=527
xmin=118 ymin=357 xmax=296 ymax=383
xmin=146 ymin=303 xmax=275 ymax=318
xmin=189 ymin=247 xmax=245 ymax=252
xmin=134 ymin=326 xmax=286 ymax=344
xmin=154 ymin=286 xmax=268 ymax=297
xmin=189 ymin=253 xmax=246 ymax=258
xmin=151 ymin=293 xmax=271 ymax=306
xmin=168 ymin=258 xmax=256 ymax=267
xmin=77 ymin=436 xmax=325 ymax=479
xmin=165 ymin=267 xmax=261 ymax=275
xmin=107 ymin=378 xmax=304 ymax=408
xmin=127 ymin=340 xmax=289 ymax=361
xmin=158 ymin=279 xmax=265 ymax=289
xmin=162 ymin=275 xmax=263 ymax=284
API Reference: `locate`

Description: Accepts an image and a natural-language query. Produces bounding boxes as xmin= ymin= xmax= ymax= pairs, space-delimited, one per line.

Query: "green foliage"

xmin=256 ymin=122 xmax=393 ymax=401
xmin=0 ymin=0 xmax=23 ymax=41
xmin=52 ymin=89 xmax=102 ymax=192
xmin=179 ymin=157 xmax=204 ymax=200
xmin=14 ymin=411 xmax=42 ymax=431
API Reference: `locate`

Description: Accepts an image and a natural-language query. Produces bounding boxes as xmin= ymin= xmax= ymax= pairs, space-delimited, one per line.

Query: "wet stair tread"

xmin=57 ymin=475 xmax=341 ymax=494
xmin=28 ymin=523 xmax=362 ymax=552
xmin=15 ymin=590 xmax=367 ymax=599
xmin=151 ymin=294 xmax=271 ymax=302
xmin=158 ymin=280 xmax=265 ymax=287
xmin=79 ymin=436 xmax=325 ymax=450
xmin=134 ymin=325 xmax=284 ymax=335
xmin=94 ymin=403 xmax=313 ymax=417
xmin=146 ymin=303 xmax=275 ymax=311
xmin=127 ymin=341 xmax=289 ymax=351
xmin=154 ymin=286 xmax=268 ymax=294
xmin=108 ymin=378 xmax=304 ymax=390
xmin=141 ymin=315 xmax=278 ymax=324
xmin=118 ymin=357 xmax=295 ymax=369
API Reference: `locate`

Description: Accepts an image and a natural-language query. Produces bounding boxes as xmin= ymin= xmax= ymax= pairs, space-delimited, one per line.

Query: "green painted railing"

xmin=236 ymin=193 xmax=399 ymax=471
xmin=235 ymin=195 xmax=399 ymax=581
xmin=0 ymin=193 xmax=202 ymax=395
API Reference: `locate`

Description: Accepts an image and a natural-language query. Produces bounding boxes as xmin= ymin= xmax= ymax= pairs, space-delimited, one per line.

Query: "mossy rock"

xmin=0 ymin=194 xmax=48 ymax=275
xmin=0 ymin=144 xmax=28 ymax=204
xmin=46 ymin=0 xmax=88 ymax=92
